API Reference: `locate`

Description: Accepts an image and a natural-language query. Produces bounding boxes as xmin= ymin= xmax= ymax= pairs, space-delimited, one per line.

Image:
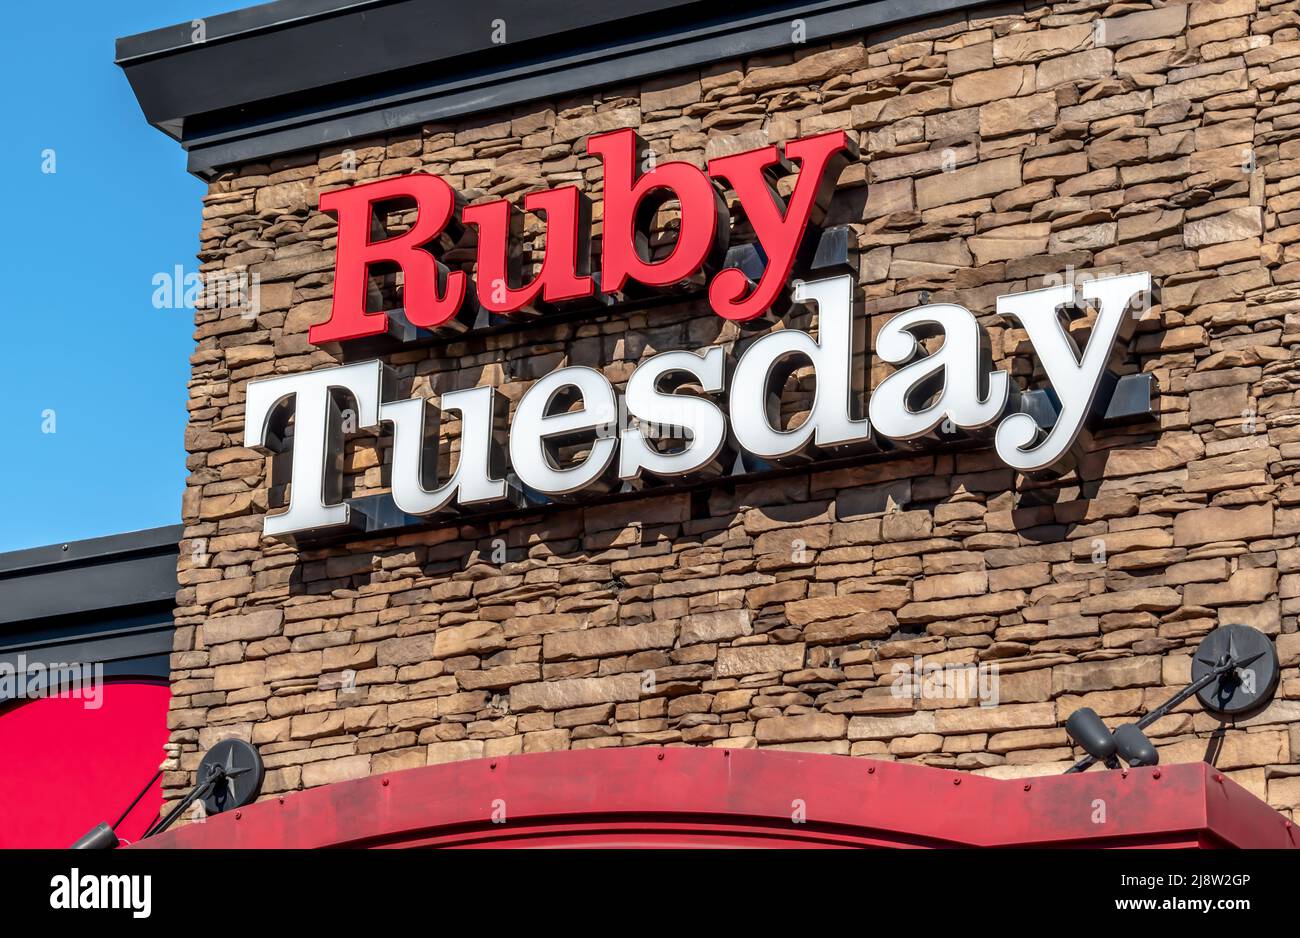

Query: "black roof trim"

xmin=116 ymin=0 xmax=1003 ymax=178
xmin=0 ymin=525 xmax=183 ymax=576
xmin=0 ymin=526 xmax=182 ymax=627
xmin=115 ymin=0 xmax=385 ymax=63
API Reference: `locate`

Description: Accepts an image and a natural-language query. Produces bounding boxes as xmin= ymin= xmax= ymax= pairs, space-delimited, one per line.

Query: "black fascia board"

xmin=115 ymin=0 xmax=706 ymax=120
xmin=0 ymin=526 xmax=182 ymax=628
xmin=116 ymin=0 xmax=1003 ymax=178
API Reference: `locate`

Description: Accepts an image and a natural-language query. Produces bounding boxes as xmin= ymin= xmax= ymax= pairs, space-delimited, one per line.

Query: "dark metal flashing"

xmin=115 ymin=0 xmax=387 ymax=63
xmin=116 ymin=0 xmax=1005 ymax=178
xmin=0 ymin=526 xmax=182 ymax=628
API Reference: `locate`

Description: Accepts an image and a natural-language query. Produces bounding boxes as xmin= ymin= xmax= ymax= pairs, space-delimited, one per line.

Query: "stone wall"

xmin=171 ymin=0 xmax=1300 ymax=820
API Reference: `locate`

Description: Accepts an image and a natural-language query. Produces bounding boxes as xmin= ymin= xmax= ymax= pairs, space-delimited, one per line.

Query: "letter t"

xmin=244 ymin=361 xmax=388 ymax=537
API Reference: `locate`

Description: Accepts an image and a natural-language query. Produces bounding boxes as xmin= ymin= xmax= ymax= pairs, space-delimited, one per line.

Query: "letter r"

xmin=311 ymin=175 xmax=467 ymax=344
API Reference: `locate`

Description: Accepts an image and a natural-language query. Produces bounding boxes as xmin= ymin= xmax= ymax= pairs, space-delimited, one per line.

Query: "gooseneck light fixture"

xmin=70 ymin=739 xmax=264 ymax=848
xmin=1064 ymin=624 xmax=1279 ymax=774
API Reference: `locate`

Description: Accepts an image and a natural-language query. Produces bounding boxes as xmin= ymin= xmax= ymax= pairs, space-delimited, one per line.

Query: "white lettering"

xmin=242 ymin=274 xmax=1153 ymax=538
xmin=993 ymin=272 xmax=1148 ymax=472
xmin=50 ymin=869 xmax=151 ymax=919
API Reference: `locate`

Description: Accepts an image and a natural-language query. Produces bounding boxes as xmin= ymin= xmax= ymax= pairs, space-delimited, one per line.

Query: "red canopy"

xmin=136 ymin=747 xmax=1296 ymax=849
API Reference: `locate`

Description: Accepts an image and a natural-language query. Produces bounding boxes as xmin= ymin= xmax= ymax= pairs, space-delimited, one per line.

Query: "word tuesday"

xmin=246 ymin=271 xmax=1152 ymax=539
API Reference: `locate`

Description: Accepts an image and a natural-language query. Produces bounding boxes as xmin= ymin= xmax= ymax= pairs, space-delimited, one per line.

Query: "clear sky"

xmin=0 ymin=2 xmax=250 ymax=552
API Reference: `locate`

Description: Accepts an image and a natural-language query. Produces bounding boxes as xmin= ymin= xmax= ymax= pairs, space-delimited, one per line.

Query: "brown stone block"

xmin=426 ymin=739 xmax=485 ymax=765
xmin=862 ymin=177 xmax=914 ymax=220
xmin=1189 ymin=384 xmax=1249 ymax=425
xmin=715 ymin=643 xmax=806 ymax=677
xmin=915 ymin=155 xmax=1021 ymax=210
xmin=969 ymin=222 xmax=1051 ymax=264
xmin=523 ymin=728 xmax=570 ymax=753
xmin=642 ymin=75 xmax=703 ymax=110
xmin=1174 ymin=504 xmax=1274 ymax=546
xmin=889 ymin=734 xmax=943 ymax=756
xmin=1053 ymin=688 xmax=1145 ymax=722
xmin=1157 ymin=729 xmax=1287 ymax=770
xmin=785 ymin=591 xmax=908 ymax=626
xmin=265 ymin=651 xmax=323 ymax=682
xmin=932 ymin=702 xmax=1056 ymax=734
xmin=755 ymin=713 xmax=848 ymax=743
xmin=301 ymin=754 xmax=370 ymax=788
xmin=371 ymin=747 xmax=427 ymax=775
xmin=1164 ymin=557 xmax=1230 ymax=585
xmin=1267 ymin=775 xmax=1300 ymax=812
xmin=988 ymin=728 xmax=1068 ymax=753
xmin=980 ymin=92 xmax=1059 ymax=138
xmin=914 ymin=570 xmax=988 ymax=602
xmin=289 ymin=711 xmax=344 ymax=740
xmin=948 ymin=42 xmax=993 ymax=77
xmin=1185 ymin=568 xmax=1277 ymax=607
xmin=951 ymin=65 xmax=1035 ymax=108
xmin=847 ymin=710 xmax=937 ymax=740
xmin=897 ymin=590 xmax=1027 ymax=625
xmin=432 ymin=621 xmax=507 ymax=659
xmin=996 ymin=668 xmax=1052 ymax=704
xmin=992 ymin=25 xmax=1092 ymax=65
xmin=204 ymin=608 xmax=284 ymax=644
xmin=1094 ymin=6 xmax=1188 ymax=47
xmin=543 ymin=622 xmax=676 ymax=660
xmin=739 ymin=46 xmax=866 ymax=93
xmin=1219 ymin=600 xmax=1280 ymax=635
xmin=457 ymin=663 xmax=542 ymax=690
xmin=510 ymin=673 xmax=643 ymax=712
xmin=1051 ymin=656 xmax=1161 ymax=695
xmin=805 ymin=611 xmax=897 ymax=645
xmin=1037 ymin=48 xmax=1114 ymax=87
xmin=1189 ymin=0 xmax=1256 ymax=27
xmin=679 ymin=609 xmax=752 ymax=644
xmin=377 ymin=634 xmax=439 ymax=667
xmin=212 ymin=660 xmax=265 ymax=691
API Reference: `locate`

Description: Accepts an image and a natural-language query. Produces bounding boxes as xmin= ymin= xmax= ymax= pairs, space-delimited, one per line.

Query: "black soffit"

xmin=116 ymin=0 xmax=1001 ymax=179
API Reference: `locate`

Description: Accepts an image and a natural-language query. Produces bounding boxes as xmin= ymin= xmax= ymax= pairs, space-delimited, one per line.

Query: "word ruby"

xmin=309 ymin=129 xmax=857 ymax=344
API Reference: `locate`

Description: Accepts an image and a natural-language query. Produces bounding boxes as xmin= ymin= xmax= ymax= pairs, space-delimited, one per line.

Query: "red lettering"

xmin=462 ymin=186 xmax=595 ymax=315
xmin=706 ymin=130 xmax=856 ymax=322
xmin=307 ymin=129 xmax=859 ymax=348
xmin=311 ymin=175 xmax=467 ymax=344
xmin=587 ymin=128 xmax=729 ymax=295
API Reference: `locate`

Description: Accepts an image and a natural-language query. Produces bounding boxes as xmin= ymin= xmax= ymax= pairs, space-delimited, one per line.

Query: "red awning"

xmin=135 ymin=747 xmax=1297 ymax=849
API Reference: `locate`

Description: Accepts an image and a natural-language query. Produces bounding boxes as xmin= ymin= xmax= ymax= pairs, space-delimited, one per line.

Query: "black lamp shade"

xmin=1066 ymin=707 xmax=1117 ymax=761
xmin=1113 ymin=724 xmax=1158 ymax=767
xmin=70 ymin=822 xmax=120 ymax=850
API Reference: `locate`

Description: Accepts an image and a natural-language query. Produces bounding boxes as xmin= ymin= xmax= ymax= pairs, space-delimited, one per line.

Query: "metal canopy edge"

xmin=115 ymin=0 xmax=1003 ymax=178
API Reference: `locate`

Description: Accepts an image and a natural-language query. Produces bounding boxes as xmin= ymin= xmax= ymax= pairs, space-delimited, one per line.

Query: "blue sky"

xmin=0 ymin=2 xmax=249 ymax=551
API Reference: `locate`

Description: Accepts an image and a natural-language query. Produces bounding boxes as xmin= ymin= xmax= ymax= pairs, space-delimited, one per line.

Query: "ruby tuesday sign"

xmin=243 ymin=128 xmax=1154 ymax=539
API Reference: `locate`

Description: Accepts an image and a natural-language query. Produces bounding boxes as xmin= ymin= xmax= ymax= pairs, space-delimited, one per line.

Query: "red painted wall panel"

xmin=0 ymin=682 xmax=170 ymax=848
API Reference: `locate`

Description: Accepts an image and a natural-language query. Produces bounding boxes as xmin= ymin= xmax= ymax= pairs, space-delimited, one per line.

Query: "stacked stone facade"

xmin=172 ymin=0 xmax=1300 ymax=820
